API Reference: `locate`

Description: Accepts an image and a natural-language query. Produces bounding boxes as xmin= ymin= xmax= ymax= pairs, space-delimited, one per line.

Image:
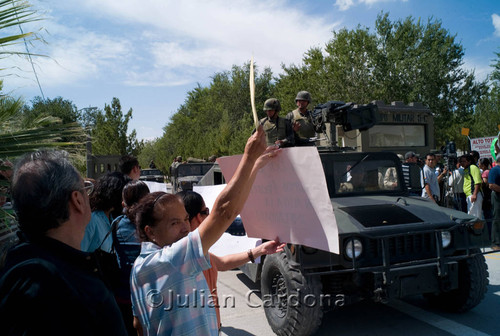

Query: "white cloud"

xmin=335 ymin=0 xmax=408 ymax=11
xmin=463 ymin=56 xmax=492 ymax=82
xmin=3 ymin=17 xmax=132 ymax=89
xmin=493 ymin=14 xmax=500 ymax=37
xmin=20 ymin=0 xmax=339 ymax=88
xmin=335 ymin=0 xmax=355 ymax=11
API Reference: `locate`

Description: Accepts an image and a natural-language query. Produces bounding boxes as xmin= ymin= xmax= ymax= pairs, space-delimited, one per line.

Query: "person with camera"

xmin=259 ymin=98 xmax=294 ymax=148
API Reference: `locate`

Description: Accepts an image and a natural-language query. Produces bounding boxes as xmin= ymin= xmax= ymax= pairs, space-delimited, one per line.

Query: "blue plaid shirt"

xmin=130 ymin=229 xmax=217 ymax=336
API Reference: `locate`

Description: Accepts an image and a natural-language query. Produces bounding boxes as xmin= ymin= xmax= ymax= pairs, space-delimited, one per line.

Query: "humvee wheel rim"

xmin=270 ymin=272 xmax=287 ymax=317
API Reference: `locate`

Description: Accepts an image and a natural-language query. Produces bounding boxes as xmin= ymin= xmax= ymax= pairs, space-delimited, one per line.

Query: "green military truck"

xmin=170 ymin=161 xmax=224 ymax=193
xmin=237 ymin=101 xmax=491 ymax=336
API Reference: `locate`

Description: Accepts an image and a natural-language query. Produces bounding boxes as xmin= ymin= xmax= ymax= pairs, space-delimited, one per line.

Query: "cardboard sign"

xmin=217 ymin=147 xmax=339 ymax=254
xmin=470 ymin=136 xmax=496 ymax=159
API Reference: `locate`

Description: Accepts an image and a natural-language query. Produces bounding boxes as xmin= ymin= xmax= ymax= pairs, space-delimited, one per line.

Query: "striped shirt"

xmin=131 ymin=229 xmax=217 ymax=336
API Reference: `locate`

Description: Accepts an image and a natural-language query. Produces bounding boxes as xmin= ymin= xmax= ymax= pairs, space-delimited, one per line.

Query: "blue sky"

xmin=3 ymin=0 xmax=500 ymax=141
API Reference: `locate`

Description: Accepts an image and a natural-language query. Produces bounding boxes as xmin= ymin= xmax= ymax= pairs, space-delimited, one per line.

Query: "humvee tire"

xmin=261 ymin=252 xmax=323 ymax=336
xmin=424 ymin=250 xmax=489 ymax=312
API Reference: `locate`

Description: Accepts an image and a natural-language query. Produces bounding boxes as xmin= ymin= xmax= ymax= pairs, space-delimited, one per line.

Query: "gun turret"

xmin=311 ymin=101 xmax=379 ymax=148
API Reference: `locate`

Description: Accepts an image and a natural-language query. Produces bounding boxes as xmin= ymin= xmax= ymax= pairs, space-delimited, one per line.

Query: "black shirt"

xmin=0 ymin=234 xmax=127 ymax=335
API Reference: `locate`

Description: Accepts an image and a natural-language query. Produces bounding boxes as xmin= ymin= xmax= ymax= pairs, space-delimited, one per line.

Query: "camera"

xmin=441 ymin=140 xmax=457 ymax=171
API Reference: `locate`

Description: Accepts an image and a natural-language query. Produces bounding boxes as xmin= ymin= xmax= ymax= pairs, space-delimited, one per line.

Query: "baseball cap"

xmin=405 ymin=151 xmax=417 ymax=160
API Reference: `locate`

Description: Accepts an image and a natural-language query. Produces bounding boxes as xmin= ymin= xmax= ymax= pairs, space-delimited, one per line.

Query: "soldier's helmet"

xmin=295 ymin=91 xmax=312 ymax=103
xmin=263 ymin=98 xmax=281 ymax=112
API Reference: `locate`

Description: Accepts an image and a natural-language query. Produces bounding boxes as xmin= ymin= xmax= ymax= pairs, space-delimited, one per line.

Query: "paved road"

xmin=218 ymin=249 xmax=500 ymax=336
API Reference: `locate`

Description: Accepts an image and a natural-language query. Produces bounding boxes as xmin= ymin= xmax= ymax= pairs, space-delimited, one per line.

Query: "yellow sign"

xmin=461 ymin=128 xmax=470 ymax=136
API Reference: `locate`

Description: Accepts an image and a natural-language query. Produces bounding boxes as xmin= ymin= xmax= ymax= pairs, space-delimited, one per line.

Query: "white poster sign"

xmin=470 ymin=136 xmax=496 ymax=159
xmin=217 ymin=147 xmax=339 ymax=254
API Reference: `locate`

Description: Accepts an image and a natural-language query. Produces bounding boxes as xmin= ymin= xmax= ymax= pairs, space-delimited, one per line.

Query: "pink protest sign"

xmin=217 ymin=147 xmax=339 ymax=254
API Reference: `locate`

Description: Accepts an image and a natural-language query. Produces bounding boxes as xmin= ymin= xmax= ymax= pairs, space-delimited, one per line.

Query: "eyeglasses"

xmin=83 ymin=180 xmax=94 ymax=195
xmin=200 ymin=208 xmax=209 ymax=216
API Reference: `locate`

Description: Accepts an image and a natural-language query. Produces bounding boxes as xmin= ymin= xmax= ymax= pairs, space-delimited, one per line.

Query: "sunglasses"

xmin=199 ymin=208 xmax=209 ymax=216
xmin=83 ymin=180 xmax=94 ymax=195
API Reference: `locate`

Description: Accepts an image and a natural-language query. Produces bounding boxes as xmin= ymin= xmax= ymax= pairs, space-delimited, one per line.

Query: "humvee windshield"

xmin=141 ymin=169 xmax=162 ymax=176
xmin=176 ymin=163 xmax=215 ymax=178
xmin=321 ymin=153 xmax=404 ymax=197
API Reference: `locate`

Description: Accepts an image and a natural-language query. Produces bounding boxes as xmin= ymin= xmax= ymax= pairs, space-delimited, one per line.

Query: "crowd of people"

xmin=0 ymin=126 xmax=283 ymax=335
xmin=399 ymin=149 xmax=500 ymax=250
xmin=1 ymin=89 xmax=500 ymax=335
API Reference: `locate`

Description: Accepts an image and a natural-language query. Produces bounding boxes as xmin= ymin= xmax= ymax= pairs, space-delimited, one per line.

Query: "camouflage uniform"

xmin=286 ymin=91 xmax=321 ymax=146
xmin=286 ymin=109 xmax=322 ymax=146
xmin=259 ymin=116 xmax=294 ymax=147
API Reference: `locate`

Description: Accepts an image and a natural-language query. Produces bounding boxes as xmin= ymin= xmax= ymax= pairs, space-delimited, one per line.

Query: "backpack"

xmin=92 ymin=223 xmax=121 ymax=293
xmin=110 ymin=215 xmax=141 ymax=302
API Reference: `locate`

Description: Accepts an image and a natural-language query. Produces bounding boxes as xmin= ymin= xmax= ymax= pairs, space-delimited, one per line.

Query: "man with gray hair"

xmin=0 ymin=150 xmax=127 ymax=335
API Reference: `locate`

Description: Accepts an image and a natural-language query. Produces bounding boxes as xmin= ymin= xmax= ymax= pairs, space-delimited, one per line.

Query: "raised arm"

xmin=198 ymin=126 xmax=280 ymax=254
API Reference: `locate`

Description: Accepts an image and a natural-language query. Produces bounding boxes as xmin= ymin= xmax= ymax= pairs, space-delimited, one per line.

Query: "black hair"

xmin=119 ymin=155 xmax=139 ymax=175
xmin=461 ymin=154 xmax=473 ymax=163
xmin=479 ymin=157 xmax=491 ymax=169
xmin=122 ymin=180 xmax=150 ymax=221
xmin=176 ymin=190 xmax=204 ymax=221
xmin=90 ymin=171 xmax=131 ymax=218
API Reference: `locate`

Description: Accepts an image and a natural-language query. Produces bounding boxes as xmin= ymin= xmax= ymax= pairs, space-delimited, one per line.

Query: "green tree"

xmin=21 ymin=96 xmax=80 ymax=127
xmin=88 ymin=97 xmax=140 ymax=156
xmin=0 ymin=0 xmax=85 ymax=159
xmin=0 ymin=1 xmax=87 ymax=234
xmin=275 ymin=12 xmax=486 ymax=149
xmin=470 ymin=51 xmax=500 ymax=143
xmin=137 ymin=139 xmax=158 ymax=170
xmin=156 ymin=63 xmax=274 ymax=165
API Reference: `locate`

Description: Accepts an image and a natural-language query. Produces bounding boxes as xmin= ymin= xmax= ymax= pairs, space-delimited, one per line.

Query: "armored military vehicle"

xmin=139 ymin=168 xmax=164 ymax=183
xmin=170 ymin=162 xmax=218 ymax=193
xmin=238 ymin=101 xmax=491 ymax=336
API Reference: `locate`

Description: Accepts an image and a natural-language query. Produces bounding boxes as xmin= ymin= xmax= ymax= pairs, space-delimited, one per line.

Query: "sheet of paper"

xmin=194 ymin=184 xmax=226 ymax=210
xmin=194 ymin=184 xmax=263 ymax=262
xmin=217 ymin=147 xmax=339 ymax=254
xmin=143 ymin=181 xmax=171 ymax=193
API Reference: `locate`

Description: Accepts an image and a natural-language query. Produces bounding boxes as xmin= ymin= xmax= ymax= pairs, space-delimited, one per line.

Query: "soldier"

xmin=260 ymin=98 xmax=294 ymax=148
xmin=286 ymin=91 xmax=322 ymax=146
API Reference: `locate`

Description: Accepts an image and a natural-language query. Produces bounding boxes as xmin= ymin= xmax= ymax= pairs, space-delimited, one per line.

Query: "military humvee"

xmin=240 ymin=149 xmax=490 ymax=335
xmin=170 ymin=162 xmax=218 ymax=193
xmin=237 ymin=101 xmax=491 ymax=336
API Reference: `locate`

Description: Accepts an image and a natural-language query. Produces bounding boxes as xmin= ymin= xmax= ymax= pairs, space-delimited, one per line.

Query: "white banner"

xmin=470 ymin=136 xmax=496 ymax=159
xmin=217 ymin=147 xmax=339 ymax=254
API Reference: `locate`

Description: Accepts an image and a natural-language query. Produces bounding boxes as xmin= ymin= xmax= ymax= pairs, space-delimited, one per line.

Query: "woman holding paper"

xmin=178 ymin=190 xmax=284 ymax=330
xmin=129 ymin=126 xmax=280 ymax=336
